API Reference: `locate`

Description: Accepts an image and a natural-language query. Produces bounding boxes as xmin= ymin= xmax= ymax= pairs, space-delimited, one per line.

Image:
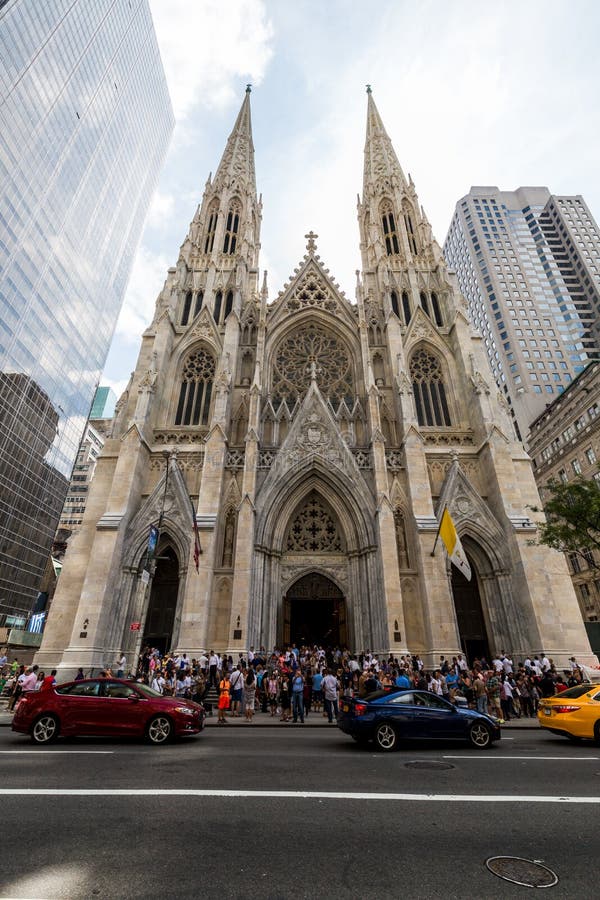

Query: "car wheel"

xmin=468 ymin=721 xmax=491 ymax=749
xmin=146 ymin=715 xmax=173 ymax=745
xmin=374 ymin=722 xmax=398 ymax=752
xmin=31 ymin=714 xmax=60 ymax=745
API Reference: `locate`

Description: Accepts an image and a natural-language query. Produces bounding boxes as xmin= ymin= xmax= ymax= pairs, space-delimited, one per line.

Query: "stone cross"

xmin=305 ymin=231 xmax=318 ymax=253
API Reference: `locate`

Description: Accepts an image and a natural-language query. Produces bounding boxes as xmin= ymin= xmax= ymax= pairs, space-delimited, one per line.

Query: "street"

xmin=0 ymin=725 xmax=599 ymax=899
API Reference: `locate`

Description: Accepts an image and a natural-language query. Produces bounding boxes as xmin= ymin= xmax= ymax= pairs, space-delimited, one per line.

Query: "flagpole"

xmin=430 ymin=505 xmax=446 ymax=557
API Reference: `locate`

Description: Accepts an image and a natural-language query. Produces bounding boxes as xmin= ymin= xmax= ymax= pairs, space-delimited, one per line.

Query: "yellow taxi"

xmin=538 ymin=683 xmax=600 ymax=743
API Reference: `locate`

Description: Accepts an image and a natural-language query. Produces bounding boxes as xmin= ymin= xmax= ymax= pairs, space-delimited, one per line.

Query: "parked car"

xmin=11 ymin=678 xmax=205 ymax=745
xmin=537 ymin=683 xmax=600 ymax=743
xmin=338 ymin=689 xmax=501 ymax=751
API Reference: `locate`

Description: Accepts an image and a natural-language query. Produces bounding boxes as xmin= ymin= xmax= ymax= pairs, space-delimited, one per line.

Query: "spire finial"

xmin=305 ymin=230 xmax=318 ymax=253
xmin=366 ymin=84 xmax=372 ymax=94
xmin=246 ymin=83 xmax=252 ymax=93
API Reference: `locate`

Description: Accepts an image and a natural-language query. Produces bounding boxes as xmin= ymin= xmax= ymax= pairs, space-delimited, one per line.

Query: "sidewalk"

xmin=0 ymin=707 xmax=539 ymax=729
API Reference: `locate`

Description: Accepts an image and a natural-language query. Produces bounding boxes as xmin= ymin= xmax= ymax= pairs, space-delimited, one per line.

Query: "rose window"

xmin=272 ymin=324 xmax=354 ymax=407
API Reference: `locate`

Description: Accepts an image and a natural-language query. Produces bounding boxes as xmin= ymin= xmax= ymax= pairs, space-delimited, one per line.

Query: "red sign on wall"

xmin=130 ymin=622 xmax=141 ymax=631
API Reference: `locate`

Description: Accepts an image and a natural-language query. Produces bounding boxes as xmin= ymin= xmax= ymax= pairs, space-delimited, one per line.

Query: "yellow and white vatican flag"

xmin=437 ymin=507 xmax=472 ymax=581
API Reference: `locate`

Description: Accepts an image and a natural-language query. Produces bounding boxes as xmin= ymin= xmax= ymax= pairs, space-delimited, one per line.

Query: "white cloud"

xmin=149 ymin=0 xmax=274 ymax=119
xmin=146 ymin=189 xmax=176 ymax=229
xmin=114 ymin=244 xmax=170 ymax=343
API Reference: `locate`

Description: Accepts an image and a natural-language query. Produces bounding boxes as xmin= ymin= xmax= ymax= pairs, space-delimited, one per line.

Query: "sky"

xmin=102 ymin=0 xmax=600 ymax=396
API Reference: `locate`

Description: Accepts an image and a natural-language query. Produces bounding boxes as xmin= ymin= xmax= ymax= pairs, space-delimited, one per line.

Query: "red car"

xmin=12 ymin=679 xmax=205 ymax=745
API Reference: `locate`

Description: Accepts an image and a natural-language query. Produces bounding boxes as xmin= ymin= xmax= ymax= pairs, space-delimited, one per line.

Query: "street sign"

xmin=130 ymin=622 xmax=141 ymax=631
xmin=141 ymin=569 xmax=150 ymax=585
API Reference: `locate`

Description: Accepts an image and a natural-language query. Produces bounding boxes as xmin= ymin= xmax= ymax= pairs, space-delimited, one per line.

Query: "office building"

xmin=444 ymin=187 xmax=600 ymax=443
xmin=528 ymin=362 xmax=600 ymax=634
xmin=0 ymin=1 xmax=174 ymax=618
xmin=90 ymin=386 xmax=117 ymax=421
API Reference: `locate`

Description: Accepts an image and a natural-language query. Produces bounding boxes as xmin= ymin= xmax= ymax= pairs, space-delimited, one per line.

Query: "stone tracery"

xmin=286 ymin=491 xmax=344 ymax=553
xmin=272 ymin=323 xmax=354 ymax=407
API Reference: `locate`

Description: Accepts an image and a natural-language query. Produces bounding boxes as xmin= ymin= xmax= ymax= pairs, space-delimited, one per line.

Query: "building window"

xmin=569 ymin=553 xmax=581 ymax=573
xmin=224 ymin=290 xmax=233 ymax=320
xmin=410 ymin=347 xmax=451 ymax=427
xmin=390 ymin=290 xmax=400 ymax=319
xmin=572 ymin=458 xmax=582 ymax=476
xmin=204 ymin=205 xmax=218 ymax=253
xmin=431 ymin=291 xmax=443 ymax=327
xmin=194 ymin=291 xmax=204 ymax=317
xmin=181 ymin=291 xmax=193 ymax=326
xmin=381 ymin=203 xmax=400 ymax=255
xmin=213 ymin=291 xmax=222 ymax=324
xmin=223 ymin=203 xmax=240 ymax=254
xmin=586 ymin=447 xmax=596 ymax=465
xmin=402 ymin=291 xmax=411 ymax=324
xmin=420 ymin=291 xmax=430 ymax=317
xmin=175 ymin=347 xmax=216 ymax=426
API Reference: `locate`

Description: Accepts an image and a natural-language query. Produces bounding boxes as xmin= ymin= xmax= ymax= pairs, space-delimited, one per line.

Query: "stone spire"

xmin=362 ymin=87 xmax=407 ymax=198
xmin=212 ymin=85 xmax=256 ymax=195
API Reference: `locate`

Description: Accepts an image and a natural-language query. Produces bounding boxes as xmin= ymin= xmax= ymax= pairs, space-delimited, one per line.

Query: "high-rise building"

xmin=0 ymin=1 xmax=174 ymax=619
xmin=37 ymin=89 xmax=595 ymax=678
xmin=443 ymin=187 xmax=600 ymax=443
xmin=90 ymin=387 xmax=117 ymax=421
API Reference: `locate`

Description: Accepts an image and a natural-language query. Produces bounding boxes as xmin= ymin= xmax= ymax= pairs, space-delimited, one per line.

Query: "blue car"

xmin=338 ymin=689 xmax=501 ymax=751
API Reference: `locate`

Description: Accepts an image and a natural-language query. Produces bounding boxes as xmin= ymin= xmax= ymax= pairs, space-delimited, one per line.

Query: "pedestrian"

xmin=230 ymin=664 xmax=244 ymax=717
xmin=244 ymin=670 xmax=256 ymax=723
xmin=115 ymin=652 xmax=126 ymax=678
xmin=267 ymin=670 xmax=278 ymax=716
xmin=279 ymin=672 xmax=291 ymax=722
xmin=217 ymin=672 xmax=231 ymax=724
xmin=292 ymin=669 xmax=305 ymax=723
xmin=322 ymin=668 xmax=340 ymax=723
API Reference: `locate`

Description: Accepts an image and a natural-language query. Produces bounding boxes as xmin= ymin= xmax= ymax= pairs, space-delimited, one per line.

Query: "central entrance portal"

xmin=283 ymin=573 xmax=347 ymax=648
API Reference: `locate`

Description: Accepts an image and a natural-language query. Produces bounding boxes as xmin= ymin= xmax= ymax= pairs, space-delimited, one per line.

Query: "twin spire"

xmin=212 ymin=84 xmax=407 ymax=202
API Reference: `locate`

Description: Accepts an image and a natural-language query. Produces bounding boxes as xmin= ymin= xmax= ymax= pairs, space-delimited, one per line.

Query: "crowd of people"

xmin=135 ymin=644 xmax=593 ymax=725
xmin=1 ymin=643 xmax=594 ymax=724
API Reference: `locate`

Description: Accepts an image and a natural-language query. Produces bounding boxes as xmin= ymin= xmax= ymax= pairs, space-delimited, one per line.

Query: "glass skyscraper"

xmin=0 ymin=0 xmax=174 ymax=620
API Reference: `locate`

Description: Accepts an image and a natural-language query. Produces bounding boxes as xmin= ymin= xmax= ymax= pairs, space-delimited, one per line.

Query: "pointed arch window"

xmin=390 ymin=290 xmax=400 ymax=318
xmin=381 ymin=202 xmax=400 ymax=255
xmin=223 ymin=204 xmax=240 ymax=254
xmin=213 ymin=291 xmax=222 ymax=324
xmin=410 ymin=347 xmax=451 ymax=427
xmin=194 ymin=290 xmax=204 ymax=317
xmin=402 ymin=291 xmax=411 ymax=325
xmin=420 ymin=291 xmax=430 ymax=317
xmin=431 ymin=291 xmax=443 ymax=327
xmin=181 ymin=291 xmax=193 ymax=326
xmin=404 ymin=209 xmax=418 ymax=255
xmin=204 ymin=206 xmax=218 ymax=253
xmin=224 ymin=290 xmax=233 ymax=320
xmin=175 ymin=347 xmax=216 ymax=426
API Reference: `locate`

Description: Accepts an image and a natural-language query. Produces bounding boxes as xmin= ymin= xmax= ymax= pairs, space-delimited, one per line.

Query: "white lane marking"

xmin=0 ymin=789 xmax=598 ymax=803
xmin=0 ymin=750 xmax=114 ymax=755
xmin=443 ymin=755 xmax=599 ymax=761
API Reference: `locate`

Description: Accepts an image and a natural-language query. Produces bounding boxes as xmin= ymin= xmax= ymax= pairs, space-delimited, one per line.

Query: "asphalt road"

xmin=0 ymin=726 xmax=599 ymax=899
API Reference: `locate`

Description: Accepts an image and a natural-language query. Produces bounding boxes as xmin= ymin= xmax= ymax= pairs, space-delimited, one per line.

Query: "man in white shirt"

xmin=322 ymin=669 xmax=340 ymax=723
xmin=502 ymin=655 xmax=513 ymax=674
xmin=208 ymin=650 xmax=219 ymax=688
xmin=115 ymin=653 xmax=126 ymax=678
xmin=151 ymin=673 xmax=165 ymax=694
xmin=541 ymin=655 xmax=551 ymax=672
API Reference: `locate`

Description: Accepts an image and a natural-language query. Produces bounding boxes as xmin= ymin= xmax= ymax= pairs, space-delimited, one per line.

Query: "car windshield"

xmin=134 ymin=683 xmax=163 ymax=699
xmin=555 ymin=684 xmax=594 ymax=699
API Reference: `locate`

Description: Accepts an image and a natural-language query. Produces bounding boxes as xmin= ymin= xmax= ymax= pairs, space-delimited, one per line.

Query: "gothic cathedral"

xmin=38 ymin=89 xmax=595 ymax=675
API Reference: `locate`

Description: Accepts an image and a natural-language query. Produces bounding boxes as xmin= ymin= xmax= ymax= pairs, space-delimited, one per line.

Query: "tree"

xmin=530 ymin=476 xmax=600 ymax=568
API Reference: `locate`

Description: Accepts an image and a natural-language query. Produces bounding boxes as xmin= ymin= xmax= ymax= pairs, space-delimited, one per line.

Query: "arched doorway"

xmin=142 ymin=545 xmax=179 ymax=655
xmin=450 ymin=557 xmax=491 ymax=663
xmin=283 ymin=573 xmax=347 ymax=648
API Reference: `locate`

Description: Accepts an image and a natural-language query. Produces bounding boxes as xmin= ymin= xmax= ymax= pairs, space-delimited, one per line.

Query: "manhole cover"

xmin=486 ymin=856 xmax=558 ymax=888
xmin=405 ymin=761 xmax=454 ymax=770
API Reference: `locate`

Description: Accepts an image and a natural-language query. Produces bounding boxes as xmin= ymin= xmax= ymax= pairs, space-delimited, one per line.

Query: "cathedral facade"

xmin=37 ymin=89 xmax=596 ymax=676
